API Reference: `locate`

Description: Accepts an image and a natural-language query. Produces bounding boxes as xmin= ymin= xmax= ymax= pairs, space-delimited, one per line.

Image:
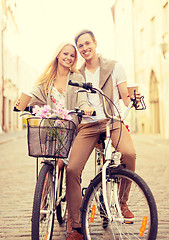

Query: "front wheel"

xmin=56 ymin=164 xmax=67 ymax=224
xmin=81 ymin=167 xmax=158 ymax=240
xmin=32 ymin=164 xmax=55 ymax=240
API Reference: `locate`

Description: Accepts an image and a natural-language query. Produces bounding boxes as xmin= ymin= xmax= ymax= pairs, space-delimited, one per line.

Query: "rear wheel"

xmin=81 ymin=167 xmax=158 ymax=240
xmin=32 ymin=164 xmax=55 ymax=240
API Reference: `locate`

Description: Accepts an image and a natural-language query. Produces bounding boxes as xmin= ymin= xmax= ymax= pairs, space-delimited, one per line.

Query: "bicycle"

xmin=68 ymin=80 xmax=158 ymax=240
xmin=13 ymin=106 xmax=89 ymax=240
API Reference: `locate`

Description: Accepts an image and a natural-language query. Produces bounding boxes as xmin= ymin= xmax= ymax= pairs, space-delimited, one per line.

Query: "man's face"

xmin=76 ymin=33 xmax=97 ymax=61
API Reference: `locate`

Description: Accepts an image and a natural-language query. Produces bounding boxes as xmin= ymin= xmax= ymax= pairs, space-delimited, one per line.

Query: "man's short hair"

xmin=74 ymin=29 xmax=96 ymax=45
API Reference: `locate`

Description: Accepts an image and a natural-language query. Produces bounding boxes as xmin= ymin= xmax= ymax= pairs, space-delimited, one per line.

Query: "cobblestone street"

xmin=0 ymin=130 xmax=169 ymax=239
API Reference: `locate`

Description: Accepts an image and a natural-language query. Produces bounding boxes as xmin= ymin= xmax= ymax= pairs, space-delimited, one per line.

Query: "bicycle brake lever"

xmin=132 ymin=96 xmax=146 ymax=110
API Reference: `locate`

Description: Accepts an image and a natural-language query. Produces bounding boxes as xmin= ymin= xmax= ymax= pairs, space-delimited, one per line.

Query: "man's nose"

xmin=83 ymin=46 xmax=87 ymax=51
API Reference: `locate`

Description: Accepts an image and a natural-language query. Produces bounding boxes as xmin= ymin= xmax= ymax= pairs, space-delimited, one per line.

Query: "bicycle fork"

xmin=102 ymin=136 xmax=124 ymax=224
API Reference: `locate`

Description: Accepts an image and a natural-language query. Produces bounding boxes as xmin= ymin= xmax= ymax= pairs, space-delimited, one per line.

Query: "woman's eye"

xmin=71 ymin=54 xmax=75 ymax=58
xmin=64 ymin=52 xmax=68 ymax=55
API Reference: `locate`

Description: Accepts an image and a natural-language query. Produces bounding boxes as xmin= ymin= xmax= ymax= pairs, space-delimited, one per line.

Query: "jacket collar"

xmin=79 ymin=55 xmax=116 ymax=89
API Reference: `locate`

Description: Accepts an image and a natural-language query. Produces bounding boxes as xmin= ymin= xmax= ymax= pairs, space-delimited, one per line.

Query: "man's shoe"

xmin=120 ymin=203 xmax=134 ymax=221
xmin=66 ymin=229 xmax=83 ymax=240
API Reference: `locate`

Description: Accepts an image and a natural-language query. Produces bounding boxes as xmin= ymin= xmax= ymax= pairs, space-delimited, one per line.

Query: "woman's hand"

xmin=15 ymin=98 xmax=20 ymax=106
xmin=83 ymin=106 xmax=95 ymax=116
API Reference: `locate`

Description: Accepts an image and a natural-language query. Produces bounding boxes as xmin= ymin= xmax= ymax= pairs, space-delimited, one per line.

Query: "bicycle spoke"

xmin=81 ymin=169 xmax=157 ymax=240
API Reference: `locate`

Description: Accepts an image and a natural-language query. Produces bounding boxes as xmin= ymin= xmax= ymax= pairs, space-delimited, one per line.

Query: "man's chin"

xmin=82 ymin=55 xmax=92 ymax=61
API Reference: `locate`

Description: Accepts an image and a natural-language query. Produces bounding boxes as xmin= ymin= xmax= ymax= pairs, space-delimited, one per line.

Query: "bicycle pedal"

xmin=102 ymin=216 xmax=109 ymax=229
xmin=124 ymin=220 xmax=134 ymax=224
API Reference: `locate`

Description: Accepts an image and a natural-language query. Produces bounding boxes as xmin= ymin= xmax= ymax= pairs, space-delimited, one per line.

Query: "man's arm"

xmin=118 ymin=82 xmax=131 ymax=107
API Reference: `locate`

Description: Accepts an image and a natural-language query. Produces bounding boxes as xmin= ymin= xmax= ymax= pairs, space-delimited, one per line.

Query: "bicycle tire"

xmin=81 ymin=167 xmax=158 ymax=240
xmin=32 ymin=164 xmax=55 ymax=240
xmin=56 ymin=164 xmax=67 ymax=224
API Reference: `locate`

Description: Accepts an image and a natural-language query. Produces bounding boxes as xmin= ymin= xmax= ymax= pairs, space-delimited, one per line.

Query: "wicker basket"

xmin=27 ymin=117 xmax=76 ymax=158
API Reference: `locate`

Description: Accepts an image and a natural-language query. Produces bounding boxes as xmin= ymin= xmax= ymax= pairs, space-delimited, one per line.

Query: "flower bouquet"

xmin=27 ymin=103 xmax=76 ymax=158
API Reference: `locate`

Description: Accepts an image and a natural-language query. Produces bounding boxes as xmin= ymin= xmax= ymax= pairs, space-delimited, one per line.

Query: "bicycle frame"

xmin=88 ymin=87 xmax=139 ymax=224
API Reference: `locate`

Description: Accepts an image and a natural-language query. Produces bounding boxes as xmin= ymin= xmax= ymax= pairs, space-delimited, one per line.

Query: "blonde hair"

xmin=36 ymin=43 xmax=77 ymax=95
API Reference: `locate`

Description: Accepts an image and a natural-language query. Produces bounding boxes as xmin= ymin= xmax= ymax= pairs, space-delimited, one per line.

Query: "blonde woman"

xmin=16 ymin=42 xmax=93 ymax=123
xmin=16 ymin=42 xmax=94 ymax=240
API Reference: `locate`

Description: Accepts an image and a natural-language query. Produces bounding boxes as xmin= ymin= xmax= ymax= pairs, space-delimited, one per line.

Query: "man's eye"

xmin=71 ymin=54 xmax=75 ymax=58
xmin=78 ymin=45 xmax=83 ymax=48
xmin=64 ymin=52 xmax=68 ymax=55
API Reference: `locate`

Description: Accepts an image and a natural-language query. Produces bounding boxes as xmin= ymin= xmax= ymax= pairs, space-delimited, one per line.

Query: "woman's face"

xmin=57 ymin=45 xmax=76 ymax=69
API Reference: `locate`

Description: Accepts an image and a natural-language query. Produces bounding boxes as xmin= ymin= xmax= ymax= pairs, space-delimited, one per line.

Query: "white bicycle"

xmin=68 ymin=80 xmax=158 ymax=240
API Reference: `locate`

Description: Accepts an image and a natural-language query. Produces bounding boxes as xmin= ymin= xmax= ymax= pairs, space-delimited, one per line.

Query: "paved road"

xmin=0 ymin=130 xmax=169 ymax=239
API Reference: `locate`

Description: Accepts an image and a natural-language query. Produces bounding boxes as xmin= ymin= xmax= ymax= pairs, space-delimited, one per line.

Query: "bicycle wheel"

xmin=81 ymin=167 xmax=158 ymax=240
xmin=56 ymin=164 xmax=67 ymax=224
xmin=32 ymin=164 xmax=55 ymax=240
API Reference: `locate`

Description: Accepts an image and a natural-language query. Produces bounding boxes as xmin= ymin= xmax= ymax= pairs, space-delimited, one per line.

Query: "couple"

xmin=17 ymin=30 xmax=137 ymax=240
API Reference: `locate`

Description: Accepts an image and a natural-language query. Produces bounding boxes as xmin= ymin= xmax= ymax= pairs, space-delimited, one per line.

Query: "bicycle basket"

xmin=27 ymin=117 xmax=77 ymax=158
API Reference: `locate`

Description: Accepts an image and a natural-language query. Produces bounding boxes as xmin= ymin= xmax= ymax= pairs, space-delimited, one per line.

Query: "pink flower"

xmin=33 ymin=105 xmax=52 ymax=118
xmin=33 ymin=104 xmax=72 ymax=120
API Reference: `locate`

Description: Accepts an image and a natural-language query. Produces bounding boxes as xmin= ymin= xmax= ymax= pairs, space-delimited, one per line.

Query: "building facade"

xmin=112 ymin=0 xmax=169 ymax=139
xmin=0 ymin=0 xmax=19 ymax=133
xmin=0 ymin=0 xmax=37 ymax=133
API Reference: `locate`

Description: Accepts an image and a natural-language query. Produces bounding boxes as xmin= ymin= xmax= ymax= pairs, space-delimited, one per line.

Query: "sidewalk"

xmin=1 ymin=129 xmax=169 ymax=146
xmin=0 ymin=129 xmax=26 ymax=145
xmin=132 ymin=133 xmax=169 ymax=147
xmin=0 ymin=131 xmax=169 ymax=239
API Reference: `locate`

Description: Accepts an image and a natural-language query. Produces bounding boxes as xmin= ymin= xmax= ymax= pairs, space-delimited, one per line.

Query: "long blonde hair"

xmin=36 ymin=43 xmax=78 ymax=95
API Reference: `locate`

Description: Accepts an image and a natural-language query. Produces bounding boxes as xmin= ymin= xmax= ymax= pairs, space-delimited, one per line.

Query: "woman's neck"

xmin=56 ymin=66 xmax=70 ymax=79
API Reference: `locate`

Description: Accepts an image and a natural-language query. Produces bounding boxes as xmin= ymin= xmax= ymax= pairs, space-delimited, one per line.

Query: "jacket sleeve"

xmin=75 ymin=74 xmax=90 ymax=110
xmin=29 ymin=84 xmax=47 ymax=107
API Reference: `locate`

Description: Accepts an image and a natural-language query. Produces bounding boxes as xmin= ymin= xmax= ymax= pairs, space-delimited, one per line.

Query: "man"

xmin=66 ymin=30 xmax=136 ymax=240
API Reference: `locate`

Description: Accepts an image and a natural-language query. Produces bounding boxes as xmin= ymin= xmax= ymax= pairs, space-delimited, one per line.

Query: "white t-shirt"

xmin=81 ymin=62 xmax=127 ymax=123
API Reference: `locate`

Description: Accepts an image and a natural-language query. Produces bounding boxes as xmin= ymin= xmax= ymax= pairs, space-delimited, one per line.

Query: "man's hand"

xmin=131 ymin=92 xmax=141 ymax=107
xmin=83 ymin=106 xmax=95 ymax=116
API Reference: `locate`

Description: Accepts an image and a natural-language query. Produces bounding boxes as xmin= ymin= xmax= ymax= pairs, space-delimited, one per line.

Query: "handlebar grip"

xmin=13 ymin=106 xmax=33 ymax=113
xmin=68 ymin=80 xmax=80 ymax=87
xmin=13 ymin=106 xmax=21 ymax=112
xmin=92 ymin=111 xmax=96 ymax=116
xmin=68 ymin=80 xmax=94 ymax=92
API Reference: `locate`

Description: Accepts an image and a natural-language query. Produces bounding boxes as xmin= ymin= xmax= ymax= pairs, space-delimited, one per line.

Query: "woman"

xmin=16 ymin=43 xmax=93 ymax=239
xmin=16 ymin=42 xmax=92 ymax=124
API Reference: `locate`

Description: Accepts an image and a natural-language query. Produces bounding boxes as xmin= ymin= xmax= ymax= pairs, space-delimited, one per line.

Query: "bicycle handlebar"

xmin=13 ymin=106 xmax=96 ymax=117
xmin=68 ymin=80 xmax=146 ymax=111
xmin=68 ymin=80 xmax=146 ymax=122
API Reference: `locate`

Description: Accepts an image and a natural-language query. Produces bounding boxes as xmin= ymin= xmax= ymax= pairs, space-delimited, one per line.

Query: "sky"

xmin=14 ymin=0 xmax=115 ymax=72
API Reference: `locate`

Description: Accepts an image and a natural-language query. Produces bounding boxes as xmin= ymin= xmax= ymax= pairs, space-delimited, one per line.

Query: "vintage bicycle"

xmin=13 ymin=106 xmax=88 ymax=240
xmin=68 ymin=80 xmax=158 ymax=240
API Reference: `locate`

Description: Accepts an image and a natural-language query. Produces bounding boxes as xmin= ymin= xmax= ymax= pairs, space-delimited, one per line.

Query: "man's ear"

xmin=94 ymin=40 xmax=97 ymax=47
